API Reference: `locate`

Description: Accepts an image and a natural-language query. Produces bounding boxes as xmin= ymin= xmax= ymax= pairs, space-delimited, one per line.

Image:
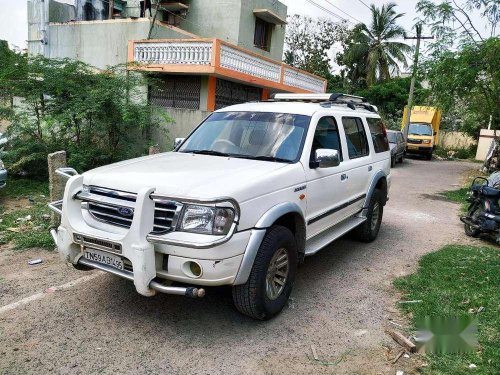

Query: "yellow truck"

xmin=401 ymin=106 xmax=442 ymax=160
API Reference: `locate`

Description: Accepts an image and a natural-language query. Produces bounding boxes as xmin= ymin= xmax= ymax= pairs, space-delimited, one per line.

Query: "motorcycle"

xmin=461 ymin=173 xmax=500 ymax=243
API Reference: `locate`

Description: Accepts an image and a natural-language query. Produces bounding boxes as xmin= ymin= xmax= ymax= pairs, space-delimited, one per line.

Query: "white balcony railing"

xmin=220 ymin=44 xmax=282 ymax=83
xmin=283 ymin=66 xmax=326 ymax=93
xmin=130 ymin=39 xmax=326 ymax=93
xmin=134 ymin=41 xmax=212 ymax=65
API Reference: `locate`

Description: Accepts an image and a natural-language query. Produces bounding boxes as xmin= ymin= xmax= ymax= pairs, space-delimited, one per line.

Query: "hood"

xmin=83 ymin=152 xmax=304 ymax=203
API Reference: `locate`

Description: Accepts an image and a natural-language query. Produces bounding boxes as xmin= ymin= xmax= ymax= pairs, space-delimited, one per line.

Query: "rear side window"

xmin=342 ymin=117 xmax=369 ymax=158
xmin=366 ymin=118 xmax=389 ymax=153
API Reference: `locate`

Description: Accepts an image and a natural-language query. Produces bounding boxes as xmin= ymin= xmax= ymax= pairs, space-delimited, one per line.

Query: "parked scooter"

xmin=461 ymin=173 xmax=500 ymax=243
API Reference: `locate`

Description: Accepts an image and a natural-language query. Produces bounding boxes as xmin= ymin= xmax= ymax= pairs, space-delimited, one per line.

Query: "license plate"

xmin=408 ymin=145 xmax=418 ymax=150
xmin=83 ymin=248 xmax=124 ymax=270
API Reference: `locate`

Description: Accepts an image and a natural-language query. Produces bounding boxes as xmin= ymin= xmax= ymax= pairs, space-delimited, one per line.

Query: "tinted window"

xmin=311 ymin=117 xmax=343 ymax=163
xmin=366 ymin=118 xmax=389 ymax=153
xmin=387 ymin=132 xmax=397 ymax=143
xmin=342 ymin=117 xmax=369 ymax=158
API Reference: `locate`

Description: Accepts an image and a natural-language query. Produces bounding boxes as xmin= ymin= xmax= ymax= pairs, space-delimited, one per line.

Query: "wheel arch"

xmin=255 ymin=202 xmax=306 ymax=258
xmin=233 ymin=203 xmax=306 ymax=285
xmin=363 ymin=171 xmax=388 ymax=211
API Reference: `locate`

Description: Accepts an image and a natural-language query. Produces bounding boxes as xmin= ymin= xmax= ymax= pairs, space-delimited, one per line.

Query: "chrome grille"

xmin=407 ymin=138 xmax=423 ymax=144
xmin=79 ymin=186 xmax=181 ymax=233
xmin=153 ymin=201 xmax=179 ymax=233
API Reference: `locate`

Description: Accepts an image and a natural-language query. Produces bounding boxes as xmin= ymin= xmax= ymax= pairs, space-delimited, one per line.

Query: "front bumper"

xmin=49 ymin=171 xmax=263 ymax=298
xmin=406 ymin=145 xmax=433 ymax=154
xmin=0 ymin=169 xmax=7 ymax=188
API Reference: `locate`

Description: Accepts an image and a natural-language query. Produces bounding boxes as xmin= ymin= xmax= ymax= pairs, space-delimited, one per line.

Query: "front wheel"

xmin=232 ymin=225 xmax=297 ymax=320
xmin=391 ymin=156 xmax=396 ymax=168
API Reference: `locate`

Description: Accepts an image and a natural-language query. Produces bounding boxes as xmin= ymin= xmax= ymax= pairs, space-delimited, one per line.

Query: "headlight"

xmin=179 ymin=205 xmax=235 ymax=235
xmin=0 ymin=160 xmax=4 ymax=170
xmin=422 ymin=140 xmax=431 ymax=144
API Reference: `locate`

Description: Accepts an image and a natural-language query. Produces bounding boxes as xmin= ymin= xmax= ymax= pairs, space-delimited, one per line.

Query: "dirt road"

xmin=0 ymin=159 xmax=478 ymax=374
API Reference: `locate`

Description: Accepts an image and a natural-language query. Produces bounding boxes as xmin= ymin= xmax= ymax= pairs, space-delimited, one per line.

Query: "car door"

xmin=340 ymin=116 xmax=373 ymax=214
xmin=303 ymin=115 xmax=352 ymax=238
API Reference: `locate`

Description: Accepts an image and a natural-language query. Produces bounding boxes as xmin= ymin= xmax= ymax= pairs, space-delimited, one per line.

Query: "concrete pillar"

xmin=149 ymin=144 xmax=160 ymax=155
xmin=48 ymin=151 xmax=67 ymax=225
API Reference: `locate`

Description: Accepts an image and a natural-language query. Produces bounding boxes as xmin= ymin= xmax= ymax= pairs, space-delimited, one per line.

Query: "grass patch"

xmin=439 ymin=187 xmax=470 ymax=212
xmin=0 ymin=178 xmax=54 ymax=249
xmin=394 ymin=245 xmax=500 ymax=374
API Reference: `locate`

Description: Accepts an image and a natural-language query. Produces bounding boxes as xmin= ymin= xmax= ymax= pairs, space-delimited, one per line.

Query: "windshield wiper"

xmin=185 ymin=150 xmax=232 ymax=157
xmin=249 ymin=155 xmax=292 ymax=163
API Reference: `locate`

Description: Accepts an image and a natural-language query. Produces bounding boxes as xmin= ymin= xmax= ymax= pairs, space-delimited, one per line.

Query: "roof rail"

xmin=269 ymin=93 xmax=377 ymax=112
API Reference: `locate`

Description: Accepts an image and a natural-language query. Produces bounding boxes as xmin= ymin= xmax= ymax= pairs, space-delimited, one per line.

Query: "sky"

xmin=0 ymin=1 xmax=493 ymax=52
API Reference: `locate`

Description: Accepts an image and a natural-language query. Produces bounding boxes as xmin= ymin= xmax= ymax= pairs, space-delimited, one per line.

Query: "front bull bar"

xmin=48 ymin=168 xmax=206 ymax=299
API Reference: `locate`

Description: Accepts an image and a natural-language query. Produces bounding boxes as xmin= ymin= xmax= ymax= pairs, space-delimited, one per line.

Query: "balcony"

xmin=128 ymin=38 xmax=327 ymax=94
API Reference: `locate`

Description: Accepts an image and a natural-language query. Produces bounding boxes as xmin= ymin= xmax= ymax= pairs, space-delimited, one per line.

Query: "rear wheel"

xmin=464 ymin=203 xmax=482 ymax=237
xmin=353 ymin=189 xmax=384 ymax=242
xmin=232 ymin=225 xmax=297 ymax=320
xmin=391 ymin=156 xmax=396 ymax=167
xmin=426 ymin=153 xmax=433 ymax=160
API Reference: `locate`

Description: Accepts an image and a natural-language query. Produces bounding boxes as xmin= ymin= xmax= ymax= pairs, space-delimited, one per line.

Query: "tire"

xmin=232 ymin=225 xmax=298 ymax=320
xmin=399 ymin=152 xmax=404 ymax=163
xmin=464 ymin=202 xmax=482 ymax=238
xmin=426 ymin=153 xmax=433 ymax=160
xmin=391 ymin=156 xmax=396 ymax=168
xmin=353 ymin=189 xmax=384 ymax=242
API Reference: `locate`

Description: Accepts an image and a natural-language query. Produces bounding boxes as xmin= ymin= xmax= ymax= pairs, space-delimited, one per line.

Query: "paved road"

xmin=0 ymin=159 xmax=478 ymax=374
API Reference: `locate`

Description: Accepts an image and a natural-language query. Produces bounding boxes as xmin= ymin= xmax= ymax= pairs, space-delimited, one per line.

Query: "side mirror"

xmin=314 ymin=149 xmax=340 ymax=168
xmin=174 ymin=138 xmax=185 ymax=149
xmin=433 ymin=132 xmax=437 ymax=136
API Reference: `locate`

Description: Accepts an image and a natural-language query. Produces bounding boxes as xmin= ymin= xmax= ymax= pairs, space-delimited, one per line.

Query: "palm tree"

xmin=354 ymin=2 xmax=412 ymax=86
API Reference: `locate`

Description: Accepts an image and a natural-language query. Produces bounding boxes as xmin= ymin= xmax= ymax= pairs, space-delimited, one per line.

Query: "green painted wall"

xmin=238 ymin=0 xmax=287 ymax=61
xmin=47 ymin=19 xmax=190 ymax=68
xmin=178 ymin=0 xmax=287 ymax=61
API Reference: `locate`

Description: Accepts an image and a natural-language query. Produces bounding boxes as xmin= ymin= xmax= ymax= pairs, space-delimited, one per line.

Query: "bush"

xmin=0 ymin=46 xmax=169 ymax=179
xmin=434 ymin=144 xmax=477 ymax=160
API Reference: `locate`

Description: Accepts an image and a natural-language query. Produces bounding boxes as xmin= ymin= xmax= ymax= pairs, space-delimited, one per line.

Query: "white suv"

xmin=50 ymin=93 xmax=391 ymax=320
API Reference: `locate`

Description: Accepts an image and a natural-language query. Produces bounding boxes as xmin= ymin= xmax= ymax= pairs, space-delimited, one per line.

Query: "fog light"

xmin=189 ymin=261 xmax=202 ymax=277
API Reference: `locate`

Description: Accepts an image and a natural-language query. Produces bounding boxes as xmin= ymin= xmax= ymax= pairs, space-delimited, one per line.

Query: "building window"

xmin=149 ymin=75 xmax=201 ymax=110
xmin=254 ymin=18 xmax=273 ymax=51
xmin=215 ymin=79 xmax=262 ymax=110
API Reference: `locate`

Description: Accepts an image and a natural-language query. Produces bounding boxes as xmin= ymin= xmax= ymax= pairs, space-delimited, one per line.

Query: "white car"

xmin=50 ymin=93 xmax=391 ymax=320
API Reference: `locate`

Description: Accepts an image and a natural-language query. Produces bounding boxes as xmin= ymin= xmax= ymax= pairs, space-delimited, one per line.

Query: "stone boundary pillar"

xmin=149 ymin=145 xmax=160 ymax=155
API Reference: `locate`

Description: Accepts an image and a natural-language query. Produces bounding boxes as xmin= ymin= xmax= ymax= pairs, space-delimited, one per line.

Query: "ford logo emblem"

xmin=118 ymin=207 xmax=134 ymax=217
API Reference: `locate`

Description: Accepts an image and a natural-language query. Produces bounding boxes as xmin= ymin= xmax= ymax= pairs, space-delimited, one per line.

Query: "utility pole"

xmin=402 ymin=24 xmax=434 ymax=139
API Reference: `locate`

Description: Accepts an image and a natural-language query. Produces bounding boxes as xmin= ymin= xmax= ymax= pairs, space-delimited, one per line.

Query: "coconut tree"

xmin=356 ymin=2 xmax=412 ymax=86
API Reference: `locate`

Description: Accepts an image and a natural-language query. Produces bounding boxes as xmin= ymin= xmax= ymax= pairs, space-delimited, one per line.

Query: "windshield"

xmin=178 ymin=111 xmax=311 ymax=162
xmin=409 ymin=123 xmax=433 ymax=136
xmin=387 ymin=132 xmax=397 ymax=143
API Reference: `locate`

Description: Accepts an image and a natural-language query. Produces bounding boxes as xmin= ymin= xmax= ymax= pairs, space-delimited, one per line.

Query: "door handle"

xmin=368 ymin=165 xmax=373 ymax=171
xmin=341 ymin=173 xmax=348 ymax=181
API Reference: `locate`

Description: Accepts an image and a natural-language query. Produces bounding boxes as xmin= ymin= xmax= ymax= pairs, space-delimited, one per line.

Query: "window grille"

xmin=215 ymin=79 xmax=261 ymax=110
xmin=149 ymin=76 xmax=201 ymax=110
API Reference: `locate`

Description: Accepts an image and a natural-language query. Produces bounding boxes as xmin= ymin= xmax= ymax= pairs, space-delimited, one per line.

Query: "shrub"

xmin=0 ymin=45 xmax=169 ymax=179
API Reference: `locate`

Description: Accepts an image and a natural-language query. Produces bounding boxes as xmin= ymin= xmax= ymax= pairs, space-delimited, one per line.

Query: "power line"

xmin=321 ymin=0 xmax=363 ymax=24
xmin=305 ymin=0 xmax=354 ymax=25
xmin=356 ymin=0 xmax=371 ymax=10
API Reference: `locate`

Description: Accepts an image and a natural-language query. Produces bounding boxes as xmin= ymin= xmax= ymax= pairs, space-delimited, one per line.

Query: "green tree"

xmin=284 ymin=15 xmax=348 ymax=80
xmin=417 ymin=0 xmax=498 ymax=51
xmin=339 ymin=3 xmax=412 ymax=87
xmin=0 ymin=50 xmax=168 ymax=179
xmin=422 ymin=38 xmax=500 ymax=137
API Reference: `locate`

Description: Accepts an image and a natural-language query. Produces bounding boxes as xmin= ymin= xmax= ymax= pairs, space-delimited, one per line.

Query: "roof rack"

xmin=269 ymin=93 xmax=378 ymax=113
